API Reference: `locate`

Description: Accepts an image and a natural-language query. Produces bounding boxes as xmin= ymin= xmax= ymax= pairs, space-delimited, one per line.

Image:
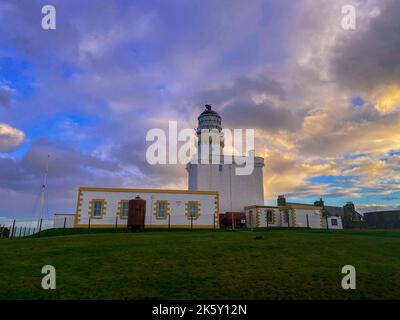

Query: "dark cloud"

xmin=194 ymin=75 xmax=286 ymax=105
xmin=221 ymin=98 xmax=301 ymax=131
xmin=193 ymin=74 xmax=301 ymax=131
xmin=0 ymin=137 xmax=123 ymax=217
xmin=331 ymin=0 xmax=400 ymax=91
xmin=0 ymin=84 xmax=14 ymax=108
xmin=110 ymin=134 xmax=188 ymax=189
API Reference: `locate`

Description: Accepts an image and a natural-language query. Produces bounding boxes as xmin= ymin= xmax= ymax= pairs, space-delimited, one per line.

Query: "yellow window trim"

xmin=153 ymin=200 xmax=170 ymax=220
xmin=265 ymin=209 xmax=276 ymax=224
xmin=117 ymin=200 xmax=130 ymax=220
xmin=280 ymin=208 xmax=290 ymax=225
xmin=214 ymin=195 xmax=219 ymax=227
xmin=185 ymin=201 xmax=201 ymax=220
xmin=74 ymin=189 xmax=84 ymax=227
xmin=89 ymin=199 xmax=107 ymax=219
xmin=256 ymin=208 xmax=260 ymax=227
xmin=291 ymin=208 xmax=296 ymax=227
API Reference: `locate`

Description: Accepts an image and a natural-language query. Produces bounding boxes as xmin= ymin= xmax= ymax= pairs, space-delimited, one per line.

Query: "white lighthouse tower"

xmin=187 ymin=105 xmax=265 ymax=213
xmin=196 ymin=104 xmax=224 ymax=164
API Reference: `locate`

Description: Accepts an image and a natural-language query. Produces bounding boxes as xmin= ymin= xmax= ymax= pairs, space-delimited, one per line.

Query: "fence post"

xmin=27 ymin=227 xmax=30 ymax=236
xmin=326 ymin=215 xmax=329 ymax=230
xmin=10 ymin=220 xmax=15 ymax=240
xmin=88 ymin=217 xmax=91 ymax=233
xmin=63 ymin=217 xmax=67 ymax=229
xmin=231 ymin=212 xmax=235 ymax=230
xmin=306 ymin=214 xmax=310 ymax=228
xmin=23 ymin=226 xmax=27 ymax=237
xmin=115 ymin=216 xmax=118 ymax=231
xmin=38 ymin=218 xmax=43 ymax=238
xmin=267 ymin=214 xmax=269 ymax=228
xmin=213 ymin=214 xmax=215 ymax=231
xmin=168 ymin=214 xmax=171 ymax=230
xmin=191 ymin=216 xmax=193 ymax=230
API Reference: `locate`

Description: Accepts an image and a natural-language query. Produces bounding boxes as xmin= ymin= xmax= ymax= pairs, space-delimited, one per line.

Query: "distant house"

xmin=314 ymin=199 xmax=362 ymax=228
xmin=363 ymin=210 xmax=400 ymax=228
xmin=245 ymin=195 xmax=344 ymax=229
xmin=247 ymin=196 xmax=363 ymax=230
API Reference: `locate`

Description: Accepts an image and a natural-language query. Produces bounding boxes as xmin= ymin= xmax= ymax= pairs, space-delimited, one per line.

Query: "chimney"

xmin=314 ymin=198 xmax=324 ymax=207
xmin=277 ymin=195 xmax=286 ymax=206
xmin=344 ymin=201 xmax=355 ymax=211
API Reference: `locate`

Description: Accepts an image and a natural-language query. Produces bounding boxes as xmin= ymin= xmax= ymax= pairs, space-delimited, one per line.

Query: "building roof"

xmin=286 ymin=202 xmax=313 ymax=206
xmin=286 ymin=202 xmax=322 ymax=209
xmin=364 ymin=210 xmax=400 ymax=216
xmin=324 ymin=206 xmax=345 ymax=217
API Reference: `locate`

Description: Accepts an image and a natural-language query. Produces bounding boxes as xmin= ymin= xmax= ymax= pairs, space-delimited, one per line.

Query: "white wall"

xmin=75 ymin=188 xmax=219 ymax=228
xmin=187 ymin=156 xmax=264 ymax=213
xmin=245 ymin=206 xmax=324 ymax=229
xmin=245 ymin=207 xmax=281 ymax=228
xmin=53 ymin=214 xmax=75 ymax=228
xmin=323 ymin=216 xmax=343 ymax=229
xmin=294 ymin=208 xmax=323 ymax=228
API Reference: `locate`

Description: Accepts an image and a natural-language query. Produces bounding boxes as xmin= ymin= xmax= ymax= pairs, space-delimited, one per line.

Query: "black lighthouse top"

xmin=197 ymin=104 xmax=222 ymax=132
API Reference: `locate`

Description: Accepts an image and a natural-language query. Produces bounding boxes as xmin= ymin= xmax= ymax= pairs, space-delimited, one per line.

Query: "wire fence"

xmin=0 ymin=212 xmax=356 ymax=240
xmin=0 ymin=218 xmax=53 ymax=239
xmin=0 ymin=213 xmax=227 ymax=239
xmin=80 ymin=213 xmax=221 ymax=230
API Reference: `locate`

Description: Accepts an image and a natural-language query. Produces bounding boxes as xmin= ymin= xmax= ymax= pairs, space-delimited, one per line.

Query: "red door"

xmin=128 ymin=196 xmax=146 ymax=229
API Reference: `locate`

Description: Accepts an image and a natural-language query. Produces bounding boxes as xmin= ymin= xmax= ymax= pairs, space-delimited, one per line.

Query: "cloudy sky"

xmin=0 ymin=0 xmax=399 ymax=219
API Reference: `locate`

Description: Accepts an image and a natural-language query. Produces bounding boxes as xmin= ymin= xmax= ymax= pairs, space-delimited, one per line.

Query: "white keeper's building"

xmin=73 ymin=188 xmax=219 ymax=229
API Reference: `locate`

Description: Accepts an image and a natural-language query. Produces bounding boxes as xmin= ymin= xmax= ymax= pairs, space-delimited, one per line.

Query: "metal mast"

xmin=39 ymin=154 xmax=50 ymax=222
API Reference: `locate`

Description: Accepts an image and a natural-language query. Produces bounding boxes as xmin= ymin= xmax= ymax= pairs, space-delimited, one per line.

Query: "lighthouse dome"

xmin=197 ymin=104 xmax=222 ymax=132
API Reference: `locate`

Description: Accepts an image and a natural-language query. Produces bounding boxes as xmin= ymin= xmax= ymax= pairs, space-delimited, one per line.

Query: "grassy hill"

xmin=1 ymin=228 xmax=400 ymax=299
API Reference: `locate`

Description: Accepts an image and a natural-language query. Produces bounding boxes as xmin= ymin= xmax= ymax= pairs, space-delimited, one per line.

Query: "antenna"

xmin=38 ymin=154 xmax=50 ymax=223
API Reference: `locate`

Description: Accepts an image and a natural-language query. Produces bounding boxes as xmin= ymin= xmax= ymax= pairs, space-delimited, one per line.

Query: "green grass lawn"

xmin=1 ymin=228 xmax=399 ymax=300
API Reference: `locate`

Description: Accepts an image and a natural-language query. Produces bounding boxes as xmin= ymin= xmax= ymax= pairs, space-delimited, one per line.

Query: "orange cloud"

xmin=374 ymin=86 xmax=400 ymax=114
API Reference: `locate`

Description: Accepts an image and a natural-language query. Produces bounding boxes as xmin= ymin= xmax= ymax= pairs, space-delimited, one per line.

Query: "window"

xmin=117 ymin=200 xmax=129 ymax=219
xmin=122 ymin=201 xmax=129 ymax=217
xmin=158 ymin=202 xmax=166 ymax=218
xmin=189 ymin=202 xmax=197 ymax=217
xmin=331 ymin=218 xmax=338 ymax=226
xmin=90 ymin=199 xmax=106 ymax=218
xmin=185 ymin=201 xmax=200 ymax=220
xmin=267 ymin=210 xmax=273 ymax=223
xmin=154 ymin=200 xmax=169 ymax=220
xmin=283 ymin=210 xmax=289 ymax=223
xmin=93 ymin=201 xmax=102 ymax=217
